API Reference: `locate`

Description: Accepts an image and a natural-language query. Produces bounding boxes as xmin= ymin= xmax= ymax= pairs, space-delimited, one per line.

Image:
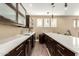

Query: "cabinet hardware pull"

xmin=57 ymin=44 xmax=65 ymax=50
xmin=16 ymin=44 xmax=23 ymax=51
xmin=17 ymin=50 xmax=23 ymax=56
xmin=57 ymin=50 xmax=64 ymax=56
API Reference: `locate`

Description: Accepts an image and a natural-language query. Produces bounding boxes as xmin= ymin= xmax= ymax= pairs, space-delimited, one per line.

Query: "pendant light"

xmin=65 ymin=3 xmax=68 ymax=10
xmin=51 ymin=3 xmax=55 ymax=18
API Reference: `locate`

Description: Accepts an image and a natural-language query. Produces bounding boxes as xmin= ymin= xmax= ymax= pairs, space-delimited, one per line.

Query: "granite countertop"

xmin=0 ymin=32 xmax=35 ymax=56
xmin=44 ymin=32 xmax=79 ymax=56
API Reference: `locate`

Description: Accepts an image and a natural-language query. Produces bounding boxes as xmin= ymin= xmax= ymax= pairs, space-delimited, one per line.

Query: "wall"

xmin=0 ymin=15 xmax=78 ymax=41
xmin=30 ymin=15 xmax=79 ymax=38
xmin=30 ymin=15 xmax=56 ymax=39
xmin=0 ymin=21 xmax=23 ymax=40
xmin=54 ymin=16 xmax=79 ymax=37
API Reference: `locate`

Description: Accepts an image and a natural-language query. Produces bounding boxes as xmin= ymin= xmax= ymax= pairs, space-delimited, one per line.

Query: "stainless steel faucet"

xmin=20 ymin=28 xmax=26 ymax=34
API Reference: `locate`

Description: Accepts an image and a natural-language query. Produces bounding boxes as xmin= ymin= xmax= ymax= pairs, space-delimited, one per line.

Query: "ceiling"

xmin=23 ymin=3 xmax=79 ymax=16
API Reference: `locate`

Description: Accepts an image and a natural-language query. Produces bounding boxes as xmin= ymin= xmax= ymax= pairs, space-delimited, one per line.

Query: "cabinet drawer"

xmin=6 ymin=42 xmax=25 ymax=56
xmin=63 ymin=48 xmax=75 ymax=56
xmin=15 ymin=43 xmax=25 ymax=55
xmin=56 ymin=44 xmax=75 ymax=56
xmin=56 ymin=44 xmax=65 ymax=51
xmin=6 ymin=49 xmax=17 ymax=56
xmin=17 ymin=50 xmax=25 ymax=56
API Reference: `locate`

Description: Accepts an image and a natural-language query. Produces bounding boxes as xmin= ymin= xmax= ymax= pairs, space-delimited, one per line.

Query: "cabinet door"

xmin=32 ymin=34 xmax=35 ymax=48
xmin=51 ymin=40 xmax=57 ymax=56
xmin=26 ymin=15 xmax=30 ymax=28
xmin=17 ymin=3 xmax=26 ymax=27
xmin=31 ymin=35 xmax=35 ymax=48
xmin=6 ymin=49 xmax=17 ymax=56
xmin=63 ymin=48 xmax=75 ymax=56
xmin=17 ymin=50 xmax=25 ymax=56
xmin=0 ymin=3 xmax=17 ymax=23
xmin=56 ymin=43 xmax=75 ymax=56
xmin=6 ymin=42 xmax=25 ymax=56
xmin=16 ymin=42 xmax=25 ymax=56
xmin=18 ymin=14 xmax=26 ymax=26
xmin=26 ymin=39 xmax=32 ymax=56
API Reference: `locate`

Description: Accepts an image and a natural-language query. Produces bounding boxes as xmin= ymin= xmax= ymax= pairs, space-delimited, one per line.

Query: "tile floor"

xmin=31 ymin=41 xmax=49 ymax=56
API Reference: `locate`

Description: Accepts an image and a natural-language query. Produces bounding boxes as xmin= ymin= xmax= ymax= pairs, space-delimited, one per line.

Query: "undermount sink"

xmin=23 ymin=32 xmax=33 ymax=36
xmin=24 ymin=33 xmax=30 ymax=36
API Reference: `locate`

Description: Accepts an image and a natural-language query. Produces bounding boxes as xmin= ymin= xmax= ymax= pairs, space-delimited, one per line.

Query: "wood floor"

xmin=31 ymin=41 xmax=49 ymax=56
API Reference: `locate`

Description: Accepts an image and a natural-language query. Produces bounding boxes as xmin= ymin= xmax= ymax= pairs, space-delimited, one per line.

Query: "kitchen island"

xmin=43 ymin=33 xmax=79 ymax=56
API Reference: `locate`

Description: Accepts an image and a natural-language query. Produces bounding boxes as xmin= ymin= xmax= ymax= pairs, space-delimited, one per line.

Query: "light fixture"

xmin=47 ymin=12 xmax=49 ymax=14
xmin=64 ymin=3 xmax=68 ymax=10
xmin=51 ymin=3 xmax=55 ymax=18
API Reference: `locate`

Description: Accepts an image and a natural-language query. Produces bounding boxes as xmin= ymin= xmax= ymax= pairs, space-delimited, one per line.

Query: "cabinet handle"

xmin=28 ymin=40 xmax=31 ymax=42
xmin=57 ymin=44 xmax=65 ymax=50
xmin=57 ymin=50 xmax=64 ymax=56
xmin=17 ymin=50 xmax=23 ymax=56
xmin=16 ymin=44 xmax=23 ymax=51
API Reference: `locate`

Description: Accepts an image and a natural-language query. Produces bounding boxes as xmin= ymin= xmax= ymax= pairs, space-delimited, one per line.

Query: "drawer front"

xmin=56 ymin=44 xmax=65 ymax=51
xmin=6 ymin=42 xmax=25 ymax=56
xmin=44 ymin=34 xmax=75 ymax=56
xmin=6 ymin=49 xmax=17 ymax=56
xmin=63 ymin=48 xmax=75 ymax=56
xmin=17 ymin=50 xmax=25 ymax=56
xmin=56 ymin=44 xmax=75 ymax=56
xmin=15 ymin=43 xmax=25 ymax=55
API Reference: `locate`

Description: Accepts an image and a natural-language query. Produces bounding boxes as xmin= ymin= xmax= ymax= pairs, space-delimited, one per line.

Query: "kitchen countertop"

xmin=44 ymin=32 xmax=79 ymax=56
xmin=0 ymin=32 xmax=35 ymax=56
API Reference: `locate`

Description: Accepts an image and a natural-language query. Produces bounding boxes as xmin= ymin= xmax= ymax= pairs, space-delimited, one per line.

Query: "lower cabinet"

xmin=39 ymin=33 xmax=45 ymax=44
xmin=5 ymin=34 xmax=35 ymax=56
xmin=26 ymin=37 xmax=32 ymax=56
xmin=6 ymin=41 xmax=26 ymax=56
xmin=56 ymin=43 xmax=75 ymax=56
xmin=44 ymin=34 xmax=75 ymax=56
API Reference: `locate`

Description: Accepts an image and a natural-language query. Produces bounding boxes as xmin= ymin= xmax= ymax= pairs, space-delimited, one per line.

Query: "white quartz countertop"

xmin=0 ymin=32 xmax=35 ymax=56
xmin=44 ymin=33 xmax=79 ymax=56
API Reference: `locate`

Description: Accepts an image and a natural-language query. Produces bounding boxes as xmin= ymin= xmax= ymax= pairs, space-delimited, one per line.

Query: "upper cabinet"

xmin=0 ymin=3 xmax=27 ymax=27
xmin=26 ymin=15 xmax=30 ymax=28
xmin=0 ymin=3 xmax=17 ymax=23
xmin=18 ymin=3 xmax=26 ymax=27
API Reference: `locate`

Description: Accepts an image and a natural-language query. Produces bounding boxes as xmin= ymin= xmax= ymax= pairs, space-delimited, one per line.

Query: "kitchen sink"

xmin=24 ymin=33 xmax=30 ymax=36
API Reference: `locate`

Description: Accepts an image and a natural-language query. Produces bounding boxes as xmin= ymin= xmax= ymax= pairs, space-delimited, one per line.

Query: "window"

xmin=73 ymin=19 xmax=79 ymax=28
xmin=44 ymin=18 xmax=50 ymax=27
xmin=73 ymin=20 xmax=76 ymax=28
xmin=77 ymin=20 xmax=79 ymax=27
xmin=36 ymin=18 xmax=43 ymax=27
xmin=51 ymin=18 xmax=57 ymax=27
xmin=36 ymin=18 xmax=57 ymax=27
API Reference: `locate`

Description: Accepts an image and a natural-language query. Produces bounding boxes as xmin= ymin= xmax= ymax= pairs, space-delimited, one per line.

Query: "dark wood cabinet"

xmin=26 ymin=34 xmax=35 ymax=56
xmin=26 ymin=15 xmax=30 ymax=28
xmin=6 ymin=41 xmax=26 ymax=56
xmin=6 ymin=34 xmax=35 ymax=56
xmin=26 ymin=39 xmax=32 ymax=56
xmin=0 ymin=3 xmax=27 ymax=27
xmin=39 ymin=33 xmax=45 ymax=44
xmin=56 ymin=43 xmax=75 ymax=56
xmin=32 ymin=34 xmax=35 ymax=48
xmin=43 ymin=33 xmax=75 ymax=56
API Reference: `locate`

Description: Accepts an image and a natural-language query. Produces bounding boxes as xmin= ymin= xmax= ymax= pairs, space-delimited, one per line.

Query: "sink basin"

xmin=24 ymin=33 xmax=31 ymax=36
